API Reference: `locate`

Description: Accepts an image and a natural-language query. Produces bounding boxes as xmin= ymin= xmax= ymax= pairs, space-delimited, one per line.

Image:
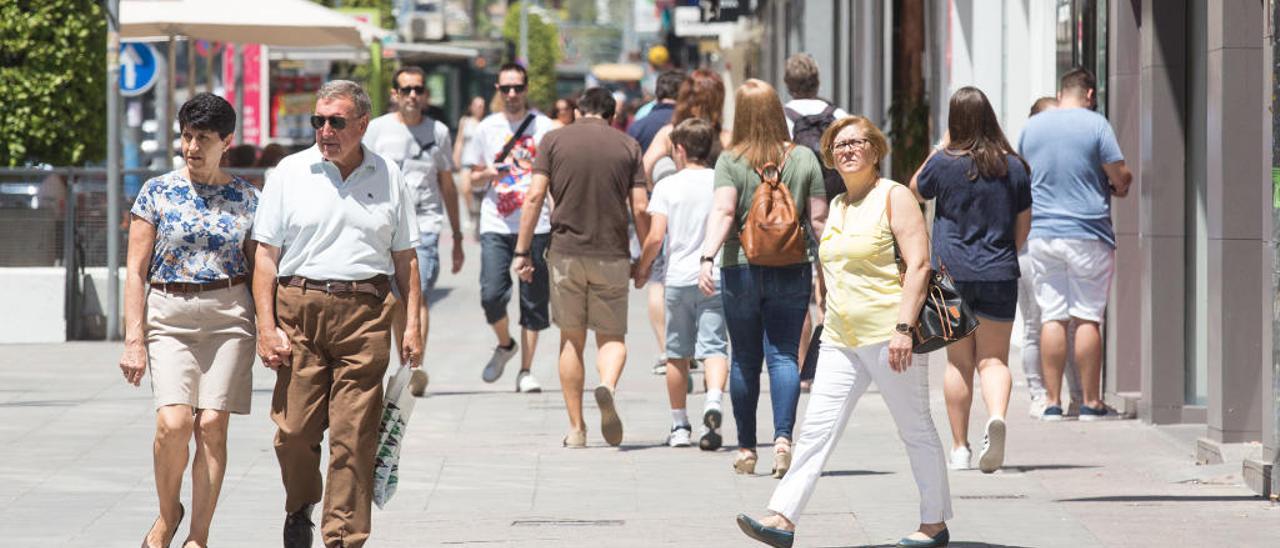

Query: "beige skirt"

xmin=146 ymin=284 xmax=256 ymax=414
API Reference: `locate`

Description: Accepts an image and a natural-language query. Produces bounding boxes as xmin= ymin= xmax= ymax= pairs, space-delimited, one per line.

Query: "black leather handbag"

xmin=885 ymin=190 xmax=979 ymax=353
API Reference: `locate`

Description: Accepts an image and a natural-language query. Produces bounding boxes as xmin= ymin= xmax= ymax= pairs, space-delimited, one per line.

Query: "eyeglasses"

xmin=310 ymin=115 xmax=348 ymax=130
xmin=833 ymin=138 xmax=871 ymax=153
xmin=397 ymin=85 xmax=426 ymax=96
xmin=497 ymin=84 xmax=527 ymax=94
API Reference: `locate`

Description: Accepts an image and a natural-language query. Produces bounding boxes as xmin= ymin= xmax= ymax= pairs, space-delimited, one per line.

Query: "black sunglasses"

xmin=497 ymin=84 xmax=526 ymax=94
xmin=397 ymin=85 xmax=426 ymax=95
xmin=310 ymin=115 xmax=347 ymax=130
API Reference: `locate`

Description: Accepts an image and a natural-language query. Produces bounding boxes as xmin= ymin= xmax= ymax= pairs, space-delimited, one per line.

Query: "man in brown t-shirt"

xmin=513 ymin=87 xmax=649 ymax=448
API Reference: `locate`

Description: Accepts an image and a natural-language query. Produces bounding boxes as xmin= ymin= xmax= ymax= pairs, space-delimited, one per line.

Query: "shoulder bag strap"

xmin=410 ymin=119 xmax=438 ymax=160
xmin=494 ymin=113 xmax=537 ymax=164
xmin=884 ymin=183 xmax=908 ymax=280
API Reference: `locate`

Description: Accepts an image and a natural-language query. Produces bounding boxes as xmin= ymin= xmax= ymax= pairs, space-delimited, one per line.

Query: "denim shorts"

xmin=415 ymin=232 xmax=441 ymax=295
xmin=664 ymin=284 xmax=729 ymax=359
xmin=390 ymin=232 xmax=442 ymax=303
xmin=953 ymin=279 xmax=1018 ymax=322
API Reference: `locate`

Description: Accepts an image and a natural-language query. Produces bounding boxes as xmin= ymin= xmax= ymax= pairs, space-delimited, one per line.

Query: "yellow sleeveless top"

xmin=820 ymin=179 xmax=902 ymax=348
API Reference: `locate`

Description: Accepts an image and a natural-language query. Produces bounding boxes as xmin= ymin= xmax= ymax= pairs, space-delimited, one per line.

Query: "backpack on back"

xmin=740 ymin=146 xmax=807 ymax=266
xmin=785 ymin=104 xmax=844 ymax=202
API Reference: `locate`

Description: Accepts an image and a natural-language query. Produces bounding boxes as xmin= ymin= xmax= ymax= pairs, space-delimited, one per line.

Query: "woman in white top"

xmin=454 ymin=96 xmax=487 ymax=231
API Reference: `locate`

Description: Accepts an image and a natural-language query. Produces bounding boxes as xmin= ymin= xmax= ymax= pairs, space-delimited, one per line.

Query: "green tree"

xmin=314 ymin=0 xmax=394 ymax=113
xmin=0 ymin=1 xmax=106 ymax=166
xmin=502 ymin=2 xmax=562 ymax=111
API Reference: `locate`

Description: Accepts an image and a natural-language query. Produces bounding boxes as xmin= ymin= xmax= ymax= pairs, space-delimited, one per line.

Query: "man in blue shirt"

xmin=627 ymin=70 xmax=683 ymax=152
xmin=1017 ymin=67 xmax=1133 ymax=422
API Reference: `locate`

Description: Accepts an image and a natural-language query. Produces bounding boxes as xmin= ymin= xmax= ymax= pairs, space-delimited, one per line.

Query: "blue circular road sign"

xmin=120 ymin=42 xmax=160 ymax=97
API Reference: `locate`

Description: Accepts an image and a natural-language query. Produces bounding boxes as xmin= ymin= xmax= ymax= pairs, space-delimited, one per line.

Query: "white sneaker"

xmin=516 ymin=370 xmax=542 ymax=393
xmin=482 ymin=341 xmax=518 ymax=383
xmin=668 ymin=425 xmax=692 ymax=447
xmin=949 ymin=446 xmax=972 ymax=471
xmin=651 ymin=358 xmax=667 ymax=376
xmin=1028 ymin=395 xmax=1047 ymax=419
xmin=978 ymin=417 xmax=1006 ymax=474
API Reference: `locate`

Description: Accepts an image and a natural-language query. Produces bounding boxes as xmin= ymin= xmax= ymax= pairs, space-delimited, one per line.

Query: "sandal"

xmin=733 ymin=450 xmax=758 ymax=475
xmin=772 ymin=439 xmax=792 ymax=479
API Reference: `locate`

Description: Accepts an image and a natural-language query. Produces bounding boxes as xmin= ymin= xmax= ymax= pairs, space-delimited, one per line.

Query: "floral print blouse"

xmin=130 ymin=171 xmax=259 ymax=283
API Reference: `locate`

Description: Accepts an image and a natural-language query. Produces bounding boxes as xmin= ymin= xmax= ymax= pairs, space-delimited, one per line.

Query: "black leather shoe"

xmin=736 ymin=513 xmax=794 ymax=548
xmin=283 ymin=504 xmax=314 ymax=548
xmin=896 ymin=527 xmax=950 ymax=547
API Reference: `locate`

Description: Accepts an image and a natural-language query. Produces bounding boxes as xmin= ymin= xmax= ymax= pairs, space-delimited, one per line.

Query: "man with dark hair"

xmin=628 ymin=70 xmax=684 ymax=151
xmin=636 ymin=118 xmax=730 ymax=450
xmin=461 ymin=62 xmax=555 ymax=393
xmin=513 ymin=87 xmax=649 ymax=448
xmin=364 ymin=65 xmax=465 ymax=397
xmin=1018 ymin=66 xmax=1133 ymax=422
xmin=782 ymin=53 xmax=848 ymax=393
xmin=253 ymin=79 xmax=421 ymax=548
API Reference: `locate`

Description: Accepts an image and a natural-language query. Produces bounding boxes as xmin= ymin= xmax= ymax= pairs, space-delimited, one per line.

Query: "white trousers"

xmin=767 ymin=341 xmax=953 ymax=524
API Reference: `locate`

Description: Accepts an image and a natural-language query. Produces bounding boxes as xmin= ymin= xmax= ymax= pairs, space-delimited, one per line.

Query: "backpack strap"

xmin=818 ymin=103 xmax=838 ymax=118
xmin=783 ymin=107 xmax=802 ymax=122
xmin=754 ymin=144 xmax=795 ymax=182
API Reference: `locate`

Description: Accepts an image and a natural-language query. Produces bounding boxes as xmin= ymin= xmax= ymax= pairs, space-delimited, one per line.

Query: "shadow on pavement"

xmin=1058 ymin=495 xmax=1262 ymax=503
xmin=1007 ymin=464 xmax=1100 ymax=472
xmin=616 ymin=442 xmax=669 ymax=452
xmin=837 ymin=543 xmax=1035 ymax=548
xmin=821 ymin=469 xmax=893 ymax=477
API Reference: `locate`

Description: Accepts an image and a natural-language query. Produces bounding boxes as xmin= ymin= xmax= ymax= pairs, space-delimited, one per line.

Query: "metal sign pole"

xmin=105 ymin=0 xmax=122 ymax=341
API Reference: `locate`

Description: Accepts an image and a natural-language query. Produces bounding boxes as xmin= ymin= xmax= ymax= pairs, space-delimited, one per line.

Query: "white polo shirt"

xmin=253 ymin=145 xmax=419 ymax=281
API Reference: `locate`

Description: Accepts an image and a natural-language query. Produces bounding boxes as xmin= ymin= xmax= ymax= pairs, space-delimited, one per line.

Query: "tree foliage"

xmin=0 ymin=0 xmax=107 ymax=166
xmin=502 ymin=3 xmax=562 ymax=111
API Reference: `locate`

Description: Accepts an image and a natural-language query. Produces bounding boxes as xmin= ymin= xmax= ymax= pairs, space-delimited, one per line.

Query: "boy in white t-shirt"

xmin=636 ymin=118 xmax=729 ymax=450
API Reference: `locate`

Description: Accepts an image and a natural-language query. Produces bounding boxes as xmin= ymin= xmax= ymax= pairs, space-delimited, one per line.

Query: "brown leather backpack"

xmin=740 ymin=146 xmax=807 ymax=266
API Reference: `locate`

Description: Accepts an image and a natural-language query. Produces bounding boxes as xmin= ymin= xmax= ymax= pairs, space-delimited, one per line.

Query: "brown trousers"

xmin=272 ymin=284 xmax=391 ymax=548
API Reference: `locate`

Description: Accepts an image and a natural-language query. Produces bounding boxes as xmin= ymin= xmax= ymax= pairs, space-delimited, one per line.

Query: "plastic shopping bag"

xmin=373 ymin=365 xmax=417 ymax=508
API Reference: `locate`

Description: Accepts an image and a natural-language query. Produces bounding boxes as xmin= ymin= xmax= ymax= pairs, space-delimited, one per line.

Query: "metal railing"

xmin=0 ymin=167 xmax=266 ymax=340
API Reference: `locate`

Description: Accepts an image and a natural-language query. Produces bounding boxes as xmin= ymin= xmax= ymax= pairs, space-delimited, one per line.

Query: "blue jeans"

xmin=721 ymin=263 xmax=812 ymax=449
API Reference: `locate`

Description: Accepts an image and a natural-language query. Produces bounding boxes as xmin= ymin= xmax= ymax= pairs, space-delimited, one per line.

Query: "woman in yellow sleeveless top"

xmin=737 ymin=117 xmax=953 ymax=548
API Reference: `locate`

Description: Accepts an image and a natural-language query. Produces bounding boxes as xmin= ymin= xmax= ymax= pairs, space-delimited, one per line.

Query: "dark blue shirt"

xmin=626 ymin=103 xmax=674 ymax=152
xmin=917 ymin=152 xmax=1032 ymax=282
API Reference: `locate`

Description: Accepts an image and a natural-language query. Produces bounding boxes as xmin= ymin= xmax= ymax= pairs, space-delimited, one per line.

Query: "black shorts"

xmin=953 ymin=279 xmax=1018 ymax=322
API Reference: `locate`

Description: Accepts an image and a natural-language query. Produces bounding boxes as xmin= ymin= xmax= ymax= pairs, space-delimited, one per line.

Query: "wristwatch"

xmin=700 ymin=256 xmax=715 ymax=264
xmin=513 ymin=250 xmax=530 ymax=258
xmin=895 ymin=323 xmax=912 ymax=335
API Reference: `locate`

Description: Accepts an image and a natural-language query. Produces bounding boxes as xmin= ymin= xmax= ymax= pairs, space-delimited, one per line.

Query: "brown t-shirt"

xmin=533 ymin=117 xmax=646 ymax=258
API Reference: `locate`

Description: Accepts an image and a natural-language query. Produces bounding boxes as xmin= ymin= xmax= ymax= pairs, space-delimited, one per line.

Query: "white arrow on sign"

xmin=121 ymin=44 xmax=140 ymax=90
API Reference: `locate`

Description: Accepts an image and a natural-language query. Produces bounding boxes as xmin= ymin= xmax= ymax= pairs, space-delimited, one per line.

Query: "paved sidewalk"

xmin=1 ymin=239 xmax=1276 ymax=546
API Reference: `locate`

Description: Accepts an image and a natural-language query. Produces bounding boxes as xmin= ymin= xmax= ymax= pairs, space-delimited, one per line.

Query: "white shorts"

xmin=1027 ymin=238 xmax=1114 ymax=323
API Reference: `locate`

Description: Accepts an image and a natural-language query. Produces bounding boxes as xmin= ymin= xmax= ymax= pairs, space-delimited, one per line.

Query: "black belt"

xmin=279 ymin=275 xmax=390 ymax=298
xmin=151 ymin=275 xmax=249 ymax=295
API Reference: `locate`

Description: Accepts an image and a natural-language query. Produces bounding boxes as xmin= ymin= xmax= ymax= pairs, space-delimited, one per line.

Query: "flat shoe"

xmin=896 ymin=527 xmax=950 ymax=547
xmin=735 ymin=514 xmax=794 ymax=548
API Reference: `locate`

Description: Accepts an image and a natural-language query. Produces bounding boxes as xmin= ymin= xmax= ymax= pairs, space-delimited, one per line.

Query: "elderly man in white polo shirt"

xmin=252 ymin=80 xmax=421 ymax=548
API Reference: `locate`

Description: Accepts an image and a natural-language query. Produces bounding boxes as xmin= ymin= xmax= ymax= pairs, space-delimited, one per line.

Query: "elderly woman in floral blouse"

xmin=119 ymin=93 xmax=259 ymax=548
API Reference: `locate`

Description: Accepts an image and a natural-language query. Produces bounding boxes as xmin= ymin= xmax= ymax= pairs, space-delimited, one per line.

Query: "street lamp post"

xmin=105 ymin=0 xmax=122 ymax=341
xmin=519 ymin=0 xmax=529 ymax=64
